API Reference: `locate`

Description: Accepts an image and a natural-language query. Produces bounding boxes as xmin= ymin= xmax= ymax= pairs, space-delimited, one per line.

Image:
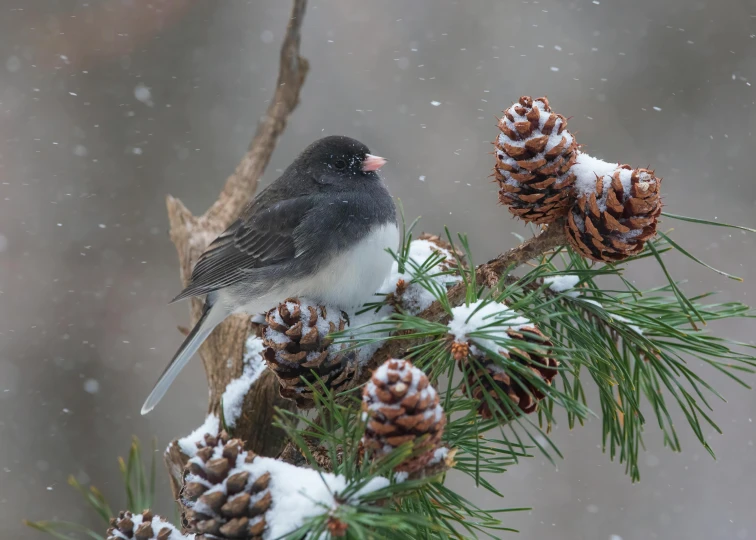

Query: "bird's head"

xmin=298 ymin=135 xmax=386 ymax=188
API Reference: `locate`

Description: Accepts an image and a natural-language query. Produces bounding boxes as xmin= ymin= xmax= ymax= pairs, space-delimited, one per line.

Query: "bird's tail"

xmin=140 ymin=303 xmax=225 ymax=415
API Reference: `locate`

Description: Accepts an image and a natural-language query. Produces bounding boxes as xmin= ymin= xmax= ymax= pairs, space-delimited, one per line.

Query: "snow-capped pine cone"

xmin=181 ymin=432 xmax=270 ymax=539
xmin=107 ymin=510 xmax=186 ymax=540
xmin=263 ymin=298 xmax=355 ymax=408
xmin=566 ymin=164 xmax=662 ymax=262
xmin=466 ymin=326 xmax=558 ymax=418
xmin=495 ymin=96 xmax=578 ymax=224
xmin=362 ymin=359 xmax=446 ymax=473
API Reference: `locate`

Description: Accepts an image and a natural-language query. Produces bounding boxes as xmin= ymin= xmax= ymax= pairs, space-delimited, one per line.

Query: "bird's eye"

xmin=334 ymin=159 xmax=347 ymax=170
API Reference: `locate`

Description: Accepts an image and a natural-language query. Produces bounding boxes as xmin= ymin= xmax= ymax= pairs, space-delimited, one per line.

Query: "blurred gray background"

xmin=1 ymin=0 xmax=755 ymax=538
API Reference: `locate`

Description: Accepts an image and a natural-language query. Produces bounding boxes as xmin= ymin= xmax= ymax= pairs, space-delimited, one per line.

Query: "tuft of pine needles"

xmin=336 ymin=214 xmax=755 ymax=484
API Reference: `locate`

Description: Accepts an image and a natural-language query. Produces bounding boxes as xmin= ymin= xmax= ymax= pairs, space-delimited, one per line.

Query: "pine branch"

xmin=351 ymin=221 xmax=567 ymax=390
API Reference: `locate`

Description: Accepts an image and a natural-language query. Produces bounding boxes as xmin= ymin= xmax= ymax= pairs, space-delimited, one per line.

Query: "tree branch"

xmin=164 ymin=0 xmax=309 ymax=497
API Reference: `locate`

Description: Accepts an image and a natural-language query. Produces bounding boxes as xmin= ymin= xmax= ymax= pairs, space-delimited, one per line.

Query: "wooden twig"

xmin=164 ymin=0 xmax=309 ymax=499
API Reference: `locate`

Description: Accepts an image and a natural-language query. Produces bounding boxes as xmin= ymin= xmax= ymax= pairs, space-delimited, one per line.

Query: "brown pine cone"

xmin=107 ymin=510 xmax=186 ymax=540
xmin=495 ymin=96 xmax=579 ymax=224
xmin=263 ymin=298 xmax=355 ymax=408
xmin=181 ymin=431 xmax=270 ymax=539
xmin=362 ymin=359 xmax=446 ymax=473
xmin=466 ymin=326 xmax=558 ymax=418
xmin=566 ymin=164 xmax=662 ymax=262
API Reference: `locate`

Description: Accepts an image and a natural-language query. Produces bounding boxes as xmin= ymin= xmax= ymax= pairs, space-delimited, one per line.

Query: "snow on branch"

xmin=222 ymin=336 xmax=267 ymax=429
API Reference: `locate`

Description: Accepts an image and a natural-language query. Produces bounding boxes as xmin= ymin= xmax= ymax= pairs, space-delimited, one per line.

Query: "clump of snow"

xmin=580 ymin=298 xmax=604 ymax=309
xmin=428 ymin=446 xmax=449 ymax=465
xmin=83 ymin=378 xmax=100 ymax=394
xmin=244 ymin=334 xmax=266 ymax=365
xmin=222 ymin=336 xmax=268 ymax=428
xmin=571 ymin=152 xmax=618 ymax=198
xmin=177 ymin=414 xmax=219 ymax=457
xmin=108 ymin=513 xmax=191 ymax=539
xmin=543 ymin=274 xmax=580 ymax=293
xmin=249 ymin=457 xmax=388 ymax=539
xmin=378 ymin=239 xmax=462 ymax=315
xmin=134 ymin=83 xmax=154 ymax=107
xmin=185 ymin=445 xmax=389 ymax=540
xmin=394 ymin=471 xmax=409 ymax=483
xmin=570 ymin=153 xmax=649 ymax=220
xmin=448 ymin=300 xmax=530 ymax=354
xmin=609 ymin=313 xmax=644 ymax=336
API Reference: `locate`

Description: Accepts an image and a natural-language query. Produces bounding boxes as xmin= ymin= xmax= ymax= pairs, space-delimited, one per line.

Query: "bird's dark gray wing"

xmin=170 ymin=197 xmax=314 ymax=302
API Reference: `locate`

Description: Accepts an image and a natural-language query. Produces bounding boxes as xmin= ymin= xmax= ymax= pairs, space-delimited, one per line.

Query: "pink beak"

xmin=362 ymin=154 xmax=387 ymax=172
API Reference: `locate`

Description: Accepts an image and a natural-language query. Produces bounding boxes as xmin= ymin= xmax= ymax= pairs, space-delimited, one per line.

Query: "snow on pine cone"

xmin=362 ymin=359 xmax=446 ymax=472
xmin=466 ymin=326 xmax=558 ymax=418
xmin=384 ymin=234 xmax=465 ymax=316
xmin=107 ymin=510 xmax=187 ymax=540
xmin=181 ymin=431 xmax=270 ymax=539
xmin=263 ymin=298 xmax=355 ymax=408
xmin=566 ymin=164 xmax=662 ymax=262
xmin=495 ymin=96 xmax=578 ymax=224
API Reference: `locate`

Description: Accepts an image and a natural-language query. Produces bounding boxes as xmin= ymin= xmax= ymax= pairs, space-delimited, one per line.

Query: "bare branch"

xmin=164 ymin=0 xmax=309 ymax=479
xmin=204 ymin=0 xmax=309 ymax=225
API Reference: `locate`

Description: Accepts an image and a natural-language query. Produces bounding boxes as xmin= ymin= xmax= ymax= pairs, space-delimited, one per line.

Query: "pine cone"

xmin=566 ymin=164 xmax=662 ymax=262
xmin=362 ymin=359 xmax=446 ymax=472
xmin=495 ymin=96 xmax=578 ymax=224
xmin=466 ymin=326 xmax=558 ymax=418
xmin=107 ymin=510 xmax=185 ymax=540
xmin=263 ymin=298 xmax=355 ymax=408
xmin=181 ymin=431 xmax=270 ymax=539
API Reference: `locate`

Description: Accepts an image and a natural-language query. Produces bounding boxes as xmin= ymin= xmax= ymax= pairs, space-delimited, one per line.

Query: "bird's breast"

xmin=291 ymin=222 xmax=400 ymax=309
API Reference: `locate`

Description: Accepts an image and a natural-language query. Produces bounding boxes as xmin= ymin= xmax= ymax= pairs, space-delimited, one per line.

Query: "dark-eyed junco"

xmin=141 ymin=136 xmax=398 ymax=414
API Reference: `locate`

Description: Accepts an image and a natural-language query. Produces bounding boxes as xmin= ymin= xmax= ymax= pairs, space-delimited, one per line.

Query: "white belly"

xmin=288 ymin=222 xmax=400 ymax=308
xmin=227 ymin=222 xmax=399 ymax=315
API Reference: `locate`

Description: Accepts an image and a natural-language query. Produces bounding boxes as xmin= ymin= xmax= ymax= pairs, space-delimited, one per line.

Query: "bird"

xmin=141 ymin=135 xmax=398 ymax=414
